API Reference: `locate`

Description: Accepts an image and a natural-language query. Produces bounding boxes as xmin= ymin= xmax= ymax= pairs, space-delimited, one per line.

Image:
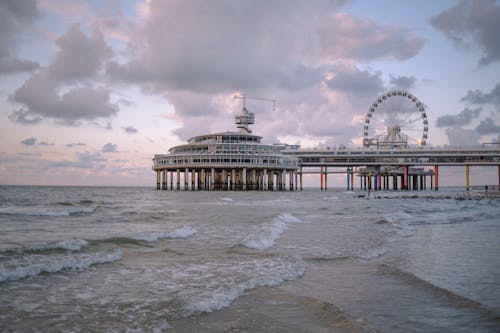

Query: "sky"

xmin=0 ymin=0 xmax=499 ymax=187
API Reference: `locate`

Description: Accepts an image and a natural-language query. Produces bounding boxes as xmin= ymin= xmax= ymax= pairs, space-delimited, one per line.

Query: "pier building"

xmin=152 ymin=106 xmax=299 ymax=191
xmin=153 ymin=91 xmax=500 ymax=191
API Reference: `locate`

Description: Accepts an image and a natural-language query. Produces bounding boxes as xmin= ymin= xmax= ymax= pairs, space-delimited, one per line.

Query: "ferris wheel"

xmin=363 ymin=90 xmax=428 ymax=148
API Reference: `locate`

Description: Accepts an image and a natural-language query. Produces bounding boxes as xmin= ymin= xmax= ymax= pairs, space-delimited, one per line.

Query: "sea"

xmin=0 ymin=185 xmax=499 ymax=333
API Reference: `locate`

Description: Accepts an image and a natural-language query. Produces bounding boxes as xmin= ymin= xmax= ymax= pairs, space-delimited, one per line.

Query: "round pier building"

xmin=152 ymin=107 xmax=299 ymax=191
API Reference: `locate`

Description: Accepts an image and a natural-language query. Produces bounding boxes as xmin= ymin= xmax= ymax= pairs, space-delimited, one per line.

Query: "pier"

xmin=153 ymin=91 xmax=500 ymax=191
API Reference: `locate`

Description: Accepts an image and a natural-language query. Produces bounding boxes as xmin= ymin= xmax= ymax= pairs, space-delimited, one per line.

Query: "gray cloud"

xmin=21 ymin=137 xmax=36 ymax=146
xmin=9 ymin=25 xmax=118 ymax=125
xmin=122 ymin=126 xmax=138 ymax=134
xmin=101 ymin=142 xmax=118 ymax=153
xmin=0 ymin=0 xmax=40 ymax=75
xmin=476 ymin=117 xmax=500 ymax=135
xmin=389 ymin=75 xmax=417 ymax=90
xmin=0 ymin=58 xmax=39 ymax=75
xmin=49 ymin=24 xmax=112 ymax=81
xmin=108 ymin=1 xmax=423 ymax=94
xmin=326 ymin=68 xmax=383 ymax=96
xmin=436 ymin=107 xmax=482 ymax=127
xmin=461 ymin=83 xmax=500 ymax=107
xmin=66 ymin=142 xmax=87 ymax=148
xmin=51 ymin=152 xmax=107 ymax=169
xmin=313 ymin=13 xmax=425 ymax=62
xmin=430 ymin=0 xmax=500 ymax=65
xmin=445 ymin=127 xmax=480 ymax=146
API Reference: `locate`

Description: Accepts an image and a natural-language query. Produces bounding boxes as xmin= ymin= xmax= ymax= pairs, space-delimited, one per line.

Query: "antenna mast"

xmin=234 ymin=94 xmax=276 ymax=133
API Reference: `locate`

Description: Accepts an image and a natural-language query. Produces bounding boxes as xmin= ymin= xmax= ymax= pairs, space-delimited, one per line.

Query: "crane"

xmin=233 ymin=94 xmax=276 ymax=133
xmin=234 ymin=94 xmax=276 ymax=111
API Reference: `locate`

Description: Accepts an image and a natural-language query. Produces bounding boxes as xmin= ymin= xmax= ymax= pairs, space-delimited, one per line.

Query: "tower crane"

xmin=233 ymin=94 xmax=276 ymax=134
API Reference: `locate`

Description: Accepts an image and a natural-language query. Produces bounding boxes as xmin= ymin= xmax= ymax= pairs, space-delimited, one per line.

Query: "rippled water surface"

xmin=0 ymin=186 xmax=499 ymax=332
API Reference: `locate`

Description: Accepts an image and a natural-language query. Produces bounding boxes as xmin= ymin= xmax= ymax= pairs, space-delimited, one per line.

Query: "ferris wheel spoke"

xmin=403 ymin=117 xmax=423 ymax=126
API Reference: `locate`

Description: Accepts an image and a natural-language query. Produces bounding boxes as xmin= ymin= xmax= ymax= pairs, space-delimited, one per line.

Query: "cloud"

xmin=0 ymin=0 xmax=40 ymax=75
xmin=312 ymin=13 xmax=425 ymax=62
xmin=101 ymin=142 xmax=118 ymax=153
xmin=21 ymin=137 xmax=37 ymax=146
xmin=122 ymin=126 xmax=138 ymax=134
xmin=0 ymin=58 xmax=39 ymax=75
xmin=326 ymin=67 xmax=383 ymax=96
xmin=436 ymin=107 xmax=482 ymax=127
xmin=461 ymin=82 xmax=500 ymax=107
xmin=430 ymin=0 xmax=500 ymax=65
xmin=51 ymin=151 xmax=107 ymax=169
xmin=66 ymin=142 xmax=87 ymax=147
xmin=107 ymin=1 xmax=423 ymax=93
xmin=49 ymin=24 xmax=112 ymax=81
xmin=389 ymin=75 xmax=417 ymax=90
xmin=38 ymin=141 xmax=54 ymax=146
xmin=476 ymin=117 xmax=500 ymax=135
xmin=8 ymin=24 xmax=118 ymax=125
xmin=444 ymin=127 xmax=480 ymax=146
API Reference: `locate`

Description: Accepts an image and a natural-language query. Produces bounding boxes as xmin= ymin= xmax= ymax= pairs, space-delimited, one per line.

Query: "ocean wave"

xmin=2 ymin=238 xmax=89 ymax=254
xmin=132 ymin=226 xmax=197 ymax=242
xmin=0 ymin=205 xmax=95 ymax=217
xmin=183 ymin=256 xmax=305 ymax=314
xmin=0 ymin=248 xmax=122 ymax=283
xmin=357 ymin=245 xmax=388 ymax=260
xmin=242 ymin=213 xmax=303 ymax=250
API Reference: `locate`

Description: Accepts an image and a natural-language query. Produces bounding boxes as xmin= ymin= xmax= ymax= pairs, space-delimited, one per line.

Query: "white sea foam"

xmin=32 ymin=239 xmax=89 ymax=252
xmin=357 ymin=245 xmax=388 ymax=260
xmin=0 ymin=249 xmax=122 ymax=282
xmin=133 ymin=227 xmax=197 ymax=242
xmin=1 ymin=238 xmax=89 ymax=254
xmin=183 ymin=256 xmax=305 ymax=314
xmin=243 ymin=213 xmax=303 ymax=250
xmin=220 ymin=197 xmax=233 ymax=202
xmin=0 ymin=206 xmax=95 ymax=217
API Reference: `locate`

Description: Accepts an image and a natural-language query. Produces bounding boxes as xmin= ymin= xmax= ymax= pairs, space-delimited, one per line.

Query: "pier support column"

xmin=243 ymin=168 xmax=247 ymax=191
xmin=434 ymin=165 xmax=439 ymax=191
xmin=211 ymin=168 xmax=215 ymax=191
xmin=156 ymin=171 xmax=161 ymax=190
xmin=324 ymin=167 xmax=328 ymax=191
xmin=299 ymin=167 xmax=303 ymax=191
xmin=191 ymin=170 xmax=196 ymax=190
xmin=230 ymin=169 xmax=235 ymax=190
xmin=350 ymin=168 xmax=354 ymax=191
xmin=289 ymin=170 xmax=294 ymax=191
xmin=393 ymin=175 xmax=398 ymax=190
xmin=162 ymin=170 xmax=167 ymax=190
xmin=466 ymin=165 xmax=470 ymax=191
xmin=170 ymin=171 xmax=174 ymax=190
xmin=403 ymin=165 xmax=409 ymax=190
xmin=347 ymin=167 xmax=351 ymax=191
xmin=184 ymin=168 xmax=189 ymax=190
xmin=320 ymin=167 xmax=323 ymax=191
xmin=221 ymin=170 xmax=227 ymax=190
xmin=176 ymin=169 xmax=180 ymax=190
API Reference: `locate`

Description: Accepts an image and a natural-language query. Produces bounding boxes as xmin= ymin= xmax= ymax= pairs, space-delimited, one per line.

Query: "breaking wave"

xmin=0 ymin=248 xmax=122 ymax=283
xmin=243 ymin=213 xmax=303 ymax=250
xmin=132 ymin=226 xmax=197 ymax=242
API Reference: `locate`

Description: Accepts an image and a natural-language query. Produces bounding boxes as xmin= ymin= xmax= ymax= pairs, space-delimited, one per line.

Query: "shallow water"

xmin=0 ymin=186 xmax=499 ymax=332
